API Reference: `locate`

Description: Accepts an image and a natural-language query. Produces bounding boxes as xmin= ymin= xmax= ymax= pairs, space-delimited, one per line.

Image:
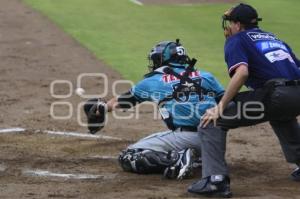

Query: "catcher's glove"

xmin=84 ymin=98 xmax=107 ymax=134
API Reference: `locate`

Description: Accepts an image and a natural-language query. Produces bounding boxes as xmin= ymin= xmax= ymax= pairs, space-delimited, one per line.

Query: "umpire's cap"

xmin=223 ymin=3 xmax=262 ymax=26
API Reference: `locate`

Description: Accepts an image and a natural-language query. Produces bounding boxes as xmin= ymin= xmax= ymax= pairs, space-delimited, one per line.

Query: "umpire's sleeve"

xmin=290 ymin=52 xmax=300 ymax=68
xmin=285 ymin=42 xmax=300 ymax=68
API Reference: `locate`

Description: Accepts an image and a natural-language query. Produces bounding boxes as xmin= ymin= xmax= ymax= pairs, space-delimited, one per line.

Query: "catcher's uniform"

xmin=199 ymin=28 xmax=300 ymax=179
xmin=119 ymin=65 xmax=224 ymax=176
xmin=128 ymin=65 xmax=223 ymax=151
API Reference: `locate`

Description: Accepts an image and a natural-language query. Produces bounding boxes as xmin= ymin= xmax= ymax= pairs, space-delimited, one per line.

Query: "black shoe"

xmin=290 ymin=167 xmax=300 ymax=181
xmin=188 ymin=175 xmax=232 ymax=198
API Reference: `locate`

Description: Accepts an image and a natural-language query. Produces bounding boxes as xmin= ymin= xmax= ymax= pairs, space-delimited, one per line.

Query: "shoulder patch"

xmin=247 ymin=32 xmax=277 ymax=41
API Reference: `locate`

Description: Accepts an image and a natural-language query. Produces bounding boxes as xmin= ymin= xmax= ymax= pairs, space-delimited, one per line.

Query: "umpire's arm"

xmin=200 ymin=64 xmax=249 ymax=127
xmin=218 ymin=64 xmax=249 ymax=112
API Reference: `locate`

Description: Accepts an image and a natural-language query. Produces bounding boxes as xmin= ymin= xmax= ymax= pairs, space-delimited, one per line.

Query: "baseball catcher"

xmin=84 ymin=39 xmax=225 ymax=179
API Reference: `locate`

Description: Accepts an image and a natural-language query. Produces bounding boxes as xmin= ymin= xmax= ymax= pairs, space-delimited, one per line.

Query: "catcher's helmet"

xmin=148 ymin=39 xmax=189 ymax=71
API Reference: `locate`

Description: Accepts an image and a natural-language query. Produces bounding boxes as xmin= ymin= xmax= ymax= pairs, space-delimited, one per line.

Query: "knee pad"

xmin=118 ymin=149 xmax=179 ymax=174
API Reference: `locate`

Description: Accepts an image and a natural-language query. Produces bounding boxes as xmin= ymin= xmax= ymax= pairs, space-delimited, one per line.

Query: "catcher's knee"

xmin=118 ymin=149 xmax=179 ymax=174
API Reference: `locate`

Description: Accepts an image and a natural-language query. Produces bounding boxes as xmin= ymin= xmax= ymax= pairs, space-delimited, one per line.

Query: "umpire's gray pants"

xmin=199 ymin=119 xmax=300 ymax=178
xmin=198 ymin=125 xmax=228 ymax=178
xmin=199 ymin=83 xmax=300 ymax=178
xmin=128 ymin=129 xmax=202 ymax=154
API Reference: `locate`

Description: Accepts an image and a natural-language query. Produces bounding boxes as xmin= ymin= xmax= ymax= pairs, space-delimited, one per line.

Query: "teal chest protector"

xmin=158 ymin=58 xmax=215 ymax=130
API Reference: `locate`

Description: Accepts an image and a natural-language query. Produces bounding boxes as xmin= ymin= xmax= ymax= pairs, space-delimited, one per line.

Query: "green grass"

xmin=24 ymin=0 xmax=300 ymax=84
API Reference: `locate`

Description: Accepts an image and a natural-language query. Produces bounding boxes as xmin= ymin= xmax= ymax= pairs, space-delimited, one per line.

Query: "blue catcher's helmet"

xmin=148 ymin=39 xmax=189 ymax=71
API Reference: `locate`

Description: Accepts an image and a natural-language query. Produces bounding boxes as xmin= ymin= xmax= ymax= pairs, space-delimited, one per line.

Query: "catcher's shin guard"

xmin=118 ymin=149 xmax=177 ymax=174
xmin=119 ymin=148 xmax=198 ymax=179
xmin=163 ymin=148 xmax=196 ymax=180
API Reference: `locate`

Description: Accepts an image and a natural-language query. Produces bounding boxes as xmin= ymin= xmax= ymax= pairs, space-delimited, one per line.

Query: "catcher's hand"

xmin=84 ymin=98 xmax=107 ymax=134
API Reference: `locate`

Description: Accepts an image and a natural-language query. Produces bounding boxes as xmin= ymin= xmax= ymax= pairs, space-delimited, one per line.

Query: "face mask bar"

xmin=147 ymin=41 xmax=175 ymax=72
xmin=147 ymin=58 xmax=154 ymax=72
xmin=222 ymin=15 xmax=231 ymax=30
xmin=148 ymin=53 xmax=162 ymax=72
xmin=222 ymin=14 xmax=233 ymax=39
xmin=221 ymin=7 xmax=235 ymax=39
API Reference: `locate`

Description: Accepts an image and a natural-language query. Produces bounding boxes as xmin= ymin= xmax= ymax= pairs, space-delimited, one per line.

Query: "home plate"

xmin=23 ymin=169 xmax=116 ymax=180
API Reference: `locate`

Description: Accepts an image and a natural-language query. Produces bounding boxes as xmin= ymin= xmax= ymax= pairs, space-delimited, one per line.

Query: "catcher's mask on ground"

xmin=148 ymin=39 xmax=189 ymax=72
xmin=222 ymin=3 xmax=262 ymax=38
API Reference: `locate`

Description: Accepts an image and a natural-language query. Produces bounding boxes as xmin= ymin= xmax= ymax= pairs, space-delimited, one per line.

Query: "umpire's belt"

xmin=178 ymin=126 xmax=198 ymax=132
xmin=273 ymin=79 xmax=300 ymax=87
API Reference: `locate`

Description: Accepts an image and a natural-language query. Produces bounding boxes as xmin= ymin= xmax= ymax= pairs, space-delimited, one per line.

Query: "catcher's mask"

xmin=222 ymin=3 xmax=262 ymax=38
xmin=148 ymin=39 xmax=189 ymax=72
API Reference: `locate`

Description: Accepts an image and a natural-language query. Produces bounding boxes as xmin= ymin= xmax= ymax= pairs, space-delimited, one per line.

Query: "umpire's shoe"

xmin=188 ymin=175 xmax=232 ymax=198
xmin=290 ymin=166 xmax=300 ymax=181
xmin=163 ymin=148 xmax=194 ymax=180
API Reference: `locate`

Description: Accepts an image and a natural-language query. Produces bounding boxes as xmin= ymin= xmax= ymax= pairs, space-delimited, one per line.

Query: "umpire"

xmin=188 ymin=3 xmax=300 ymax=198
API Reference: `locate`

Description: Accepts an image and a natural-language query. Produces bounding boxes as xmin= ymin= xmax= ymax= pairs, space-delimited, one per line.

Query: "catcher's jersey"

xmin=130 ymin=66 xmax=224 ymax=128
xmin=225 ymin=28 xmax=300 ymax=89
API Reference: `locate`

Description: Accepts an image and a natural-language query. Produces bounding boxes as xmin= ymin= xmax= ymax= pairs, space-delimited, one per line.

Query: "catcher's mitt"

xmin=84 ymin=98 xmax=107 ymax=134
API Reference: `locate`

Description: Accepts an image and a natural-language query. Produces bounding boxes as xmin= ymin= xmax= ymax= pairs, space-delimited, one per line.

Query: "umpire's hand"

xmin=200 ymin=105 xmax=221 ymax=128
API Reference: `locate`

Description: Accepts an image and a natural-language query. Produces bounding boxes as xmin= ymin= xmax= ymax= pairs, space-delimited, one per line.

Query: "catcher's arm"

xmin=106 ymin=97 xmax=117 ymax=112
xmin=84 ymin=91 xmax=140 ymax=134
xmin=107 ymin=91 xmax=139 ymax=111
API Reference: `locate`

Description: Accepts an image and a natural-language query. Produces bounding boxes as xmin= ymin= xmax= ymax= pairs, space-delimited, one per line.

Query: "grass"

xmin=24 ymin=0 xmax=300 ymax=85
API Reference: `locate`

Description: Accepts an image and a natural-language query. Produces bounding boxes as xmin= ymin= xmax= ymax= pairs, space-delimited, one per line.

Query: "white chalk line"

xmin=0 ymin=128 xmax=26 ymax=134
xmin=0 ymin=128 xmax=122 ymax=180
xmin=43 ymin=130 xmax=124 ymax=141
xmin=0 ymin=128 xmax=125 ymax=141
xmin=23 ymin=169 xmax=116 ymax=180
xmin=89 ymin=155 xmax=118 ymax=160
xmin=129 ymin=0 xmax=143 ymax=6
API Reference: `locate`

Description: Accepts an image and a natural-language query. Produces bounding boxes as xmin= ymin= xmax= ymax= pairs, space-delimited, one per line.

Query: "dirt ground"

xmin=0 ymin=0 xmax=299 ymax=198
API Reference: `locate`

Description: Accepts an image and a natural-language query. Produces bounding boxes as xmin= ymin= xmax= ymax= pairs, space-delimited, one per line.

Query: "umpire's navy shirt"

xmin=225 ymin=28 xmax=300 ymax=89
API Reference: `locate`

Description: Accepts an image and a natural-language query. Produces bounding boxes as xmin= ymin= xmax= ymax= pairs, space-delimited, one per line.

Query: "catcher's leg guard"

xmin=163 ymin=148 xmax=197 ymax=180
xmin=119 ymin=148 xmax=198 ymax=179
xmin=118 ymin=149 xmax=179 ymax=174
